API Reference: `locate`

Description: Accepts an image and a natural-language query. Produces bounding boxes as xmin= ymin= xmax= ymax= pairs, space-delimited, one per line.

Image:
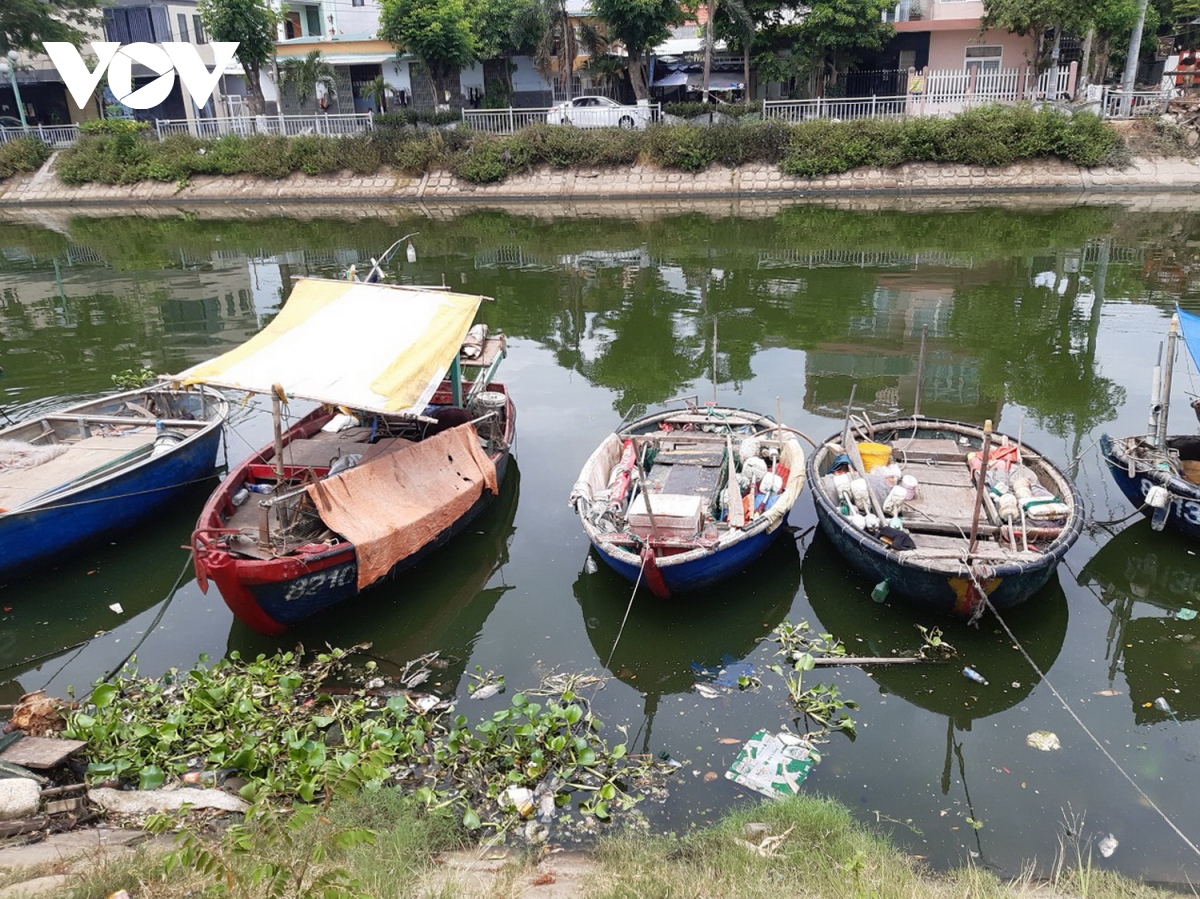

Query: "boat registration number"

xmin=283 ymin=565 xmax=357 ymax=601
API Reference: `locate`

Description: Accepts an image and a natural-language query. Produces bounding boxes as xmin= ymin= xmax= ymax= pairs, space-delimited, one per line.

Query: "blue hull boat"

xmin=807 ymin=417 xmax=1081 ymax=619
xmin=1101 ymin=434 xmax=1200 ymax=541
xmin=1100 ymin=309 xmax=1200 ymax=541
xmin=570 ymin=404 xmax=806 ymax=598
xmin=0 ymin=384 xmax=227 ymax=581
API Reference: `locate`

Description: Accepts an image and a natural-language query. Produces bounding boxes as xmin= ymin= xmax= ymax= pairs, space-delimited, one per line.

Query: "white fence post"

xmin=508 ymin=107 xmax=514 ymax=133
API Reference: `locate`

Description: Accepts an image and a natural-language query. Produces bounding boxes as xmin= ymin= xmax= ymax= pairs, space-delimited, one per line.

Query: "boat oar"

xmin=968 ymin=419 xmax=993 ymax=556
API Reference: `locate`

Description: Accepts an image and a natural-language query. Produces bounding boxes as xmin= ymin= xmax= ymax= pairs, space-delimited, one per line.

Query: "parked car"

xmin=546 ymin=96 xmax=653 ymax=129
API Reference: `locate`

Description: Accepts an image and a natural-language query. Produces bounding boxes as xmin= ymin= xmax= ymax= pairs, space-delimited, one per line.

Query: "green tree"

xmin=510 ymin=0 xmax=577 ymax=101
xmin=380 ymin=0 xmax=476 ymax=107
xmin=198 ymin=0 xmax=279 ymax=116
xmin=711 ymin=0 xmax=775 ymax=105
xmin=591 ymin=0 xmax=685 ymax=99
xmin=279 ymin=49 xmax=336 ymax=112
xmin=471 ymin=0 xmax=541 ymax=96
xmin=793 ymin=0 xmax=893 ymax=89
xmin=0 ymin=0 xmax=101 ymax=54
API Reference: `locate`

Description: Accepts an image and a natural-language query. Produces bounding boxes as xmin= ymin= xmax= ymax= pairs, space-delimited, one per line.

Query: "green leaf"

xmin=511 ymin=692 xmax=528 ymax=708
xmin=313 ymin=715 xmax=335 ymax=727
xmin=139 ymin=765 xmax=166 ymax=790
xmin=462 ymin=807 xmax=481 ymax=830
xmin=563 ymin=704 xmax=583 ymax=725
xmin=91 ymin=683 xmax=119 ymax=708
xmin=577 ymin=747 xmax=597 ymax=767
xmin=611 ymin=743 xmax=627 ymax=759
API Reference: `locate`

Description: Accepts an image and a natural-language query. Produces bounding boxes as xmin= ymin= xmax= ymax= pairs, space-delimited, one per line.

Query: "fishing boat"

xmin=806 ymin=416 xmax=1082 ymax=619
xmin=184 ymin=276 xmax=514 ymax=635
xmin=1101 ymin=309 xmax=1200 ymax=539
xmin=569 ymin=403 xmax=806 ymax=597
xmin=0 ymin=383 xmax=227 ymax=581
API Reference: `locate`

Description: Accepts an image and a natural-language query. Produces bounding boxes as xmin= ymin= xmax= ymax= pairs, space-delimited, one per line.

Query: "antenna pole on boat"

xmin=913 ymin=323 xmax=928 ymax=418
xmin=632 ymin=442 xmax=661 ymax=542
xmin=840 ymin=383 xmax=858 ymax=452
xmin=1148 ymin=341 xmax=1163 ymax=443
xmin=1157 ymin=314 xmax=1179 ymax=450
xmin=968 ymin=419 xmax=994 ymax=556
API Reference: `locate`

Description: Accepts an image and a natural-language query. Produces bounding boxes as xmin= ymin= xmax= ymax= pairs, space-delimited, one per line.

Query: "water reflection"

xmin=1078 ymin=521 xmax=1200 ymax=725
xmin=575 ymin=533 xmax=799 ymax=753
xmin=226 ymin=461 xmax=521 ymax=698
xmin=802 ymin=528 xmax=1069 ymax=727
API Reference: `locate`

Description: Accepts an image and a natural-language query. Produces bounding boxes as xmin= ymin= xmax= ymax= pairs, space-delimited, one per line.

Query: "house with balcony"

xmin=846 ymin=0 xmax=1047 ymax=99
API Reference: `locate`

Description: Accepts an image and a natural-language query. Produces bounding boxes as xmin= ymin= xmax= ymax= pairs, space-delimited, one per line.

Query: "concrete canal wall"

xmin=3 ymin=154 xmax=1200 ymax=207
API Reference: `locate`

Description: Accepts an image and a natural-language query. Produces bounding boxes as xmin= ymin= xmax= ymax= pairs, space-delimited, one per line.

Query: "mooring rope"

xmin=83 ymin=552 xmax=195 ymax=700
xmin=976 ymin=580 xmax=1200 ymax=859
xmin=602 ymin=552 xmax=649 ymax=674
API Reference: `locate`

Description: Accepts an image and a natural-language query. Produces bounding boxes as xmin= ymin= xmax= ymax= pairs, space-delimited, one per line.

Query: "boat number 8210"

xmin=283 ymin=565 xmax=357 ymax=601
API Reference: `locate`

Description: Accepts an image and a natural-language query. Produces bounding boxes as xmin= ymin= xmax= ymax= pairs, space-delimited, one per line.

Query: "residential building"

xmin=0 ymin=0 xmax=233 ymax=127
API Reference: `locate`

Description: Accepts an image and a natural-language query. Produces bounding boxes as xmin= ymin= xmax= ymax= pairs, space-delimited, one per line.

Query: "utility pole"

xmin=702 ymin=0 xmax=719 ymax=105
xmin=1119 ymin=0 xmax=1151 ymax=117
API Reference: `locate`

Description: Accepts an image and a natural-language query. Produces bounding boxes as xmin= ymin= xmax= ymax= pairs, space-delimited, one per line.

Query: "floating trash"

xmin=108 ymin=603 xmax=123 ymax=614
xmin=694 ymin=683 xmax=723 ymax=700
xmin=1099 ymin=833 xmax=1119 ymax=858
xmin=1177 ymin=608 xmax=1197 ymax=621
xmin=470 ymin=682 xmax=504 ymax=700
xmin=584 ymin=557 xmax=598 ymax=575
xmin=726 ymin=730 xmax=815 ymax=798
xmin=962 ymin=666 xmax=989 ymax=686
xmin=1094 ymin=689 xmax=1123 ymax=696
xmin=1025 ymin=730 xmax=1061 ymax=752
xmin=1154 ymin=696 xmax=1182 ymax=725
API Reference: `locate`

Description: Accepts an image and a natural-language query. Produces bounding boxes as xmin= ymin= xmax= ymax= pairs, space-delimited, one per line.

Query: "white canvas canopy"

xmin=175 ymin=278 xmax=485 ymax=416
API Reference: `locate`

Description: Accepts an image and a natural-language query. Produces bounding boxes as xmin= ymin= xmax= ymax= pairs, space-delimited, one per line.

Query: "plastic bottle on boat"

xmin=231 ymin=488 xmax=250 ymax=507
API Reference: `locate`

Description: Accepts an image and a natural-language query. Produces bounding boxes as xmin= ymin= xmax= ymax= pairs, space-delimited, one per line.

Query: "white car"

xmin=546 ymin=96 xmax=653 ymax=129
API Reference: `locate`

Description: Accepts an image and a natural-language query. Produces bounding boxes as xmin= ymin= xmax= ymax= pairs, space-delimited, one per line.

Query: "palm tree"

xmin=278 ymin=49 xmax=337 ymax=112
xmin=511 ymin=0 xmax=577 ymax=101
xmin=363 ymin=74 xmax=389 ymax=112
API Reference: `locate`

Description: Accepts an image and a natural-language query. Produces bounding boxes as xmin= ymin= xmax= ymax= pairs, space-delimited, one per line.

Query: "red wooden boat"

xmin=181 ymin=276 xmax=515 ymax=634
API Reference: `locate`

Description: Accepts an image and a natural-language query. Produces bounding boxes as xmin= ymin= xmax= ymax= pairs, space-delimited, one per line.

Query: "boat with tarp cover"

xmin=184 ymin=276 xmax=514 ymax=635
xmin=569 ymin=403 xmax=806 ymax=597
xmin=1102 ymin=308 xmax=1200 ymax=540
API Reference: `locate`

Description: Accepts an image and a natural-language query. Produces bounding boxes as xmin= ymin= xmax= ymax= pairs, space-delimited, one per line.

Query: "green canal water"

xmin=1 ymin=199 xmax=1199 ymax=884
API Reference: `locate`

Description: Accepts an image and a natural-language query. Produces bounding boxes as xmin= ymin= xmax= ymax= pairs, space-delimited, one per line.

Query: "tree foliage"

xmin=591 ymin=0 xmax=685 ymax=99
xmin=198 ymin=0 xmax=278 ymax=115
xmin=278 ymin=50 xmax=336 ymax=111
xmin=0 ymin=0 xmax=102 ymax=54
xmin=380 ymin=0 xmax=476 ymax=106
xmin=510 ymin=0 xmax=577 ymax=100
xmin=793 ymin=0 xmax=893 ymax=86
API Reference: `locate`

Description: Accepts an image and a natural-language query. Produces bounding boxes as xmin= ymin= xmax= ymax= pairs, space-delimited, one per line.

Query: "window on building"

xmin=104 ymin=6 xmax=172 ymax=43
xmin=176 ymin=12 xmax=189 ymax=41
xmin=304 ymin=5 xmax=323 ymax=36
xmin=193 ymin=15 xmax=207 ymax=43
xmin=964 ymin=45 xmax=1002 ymax=74
xmin=352 ymin=0 xmax=364 ymax=7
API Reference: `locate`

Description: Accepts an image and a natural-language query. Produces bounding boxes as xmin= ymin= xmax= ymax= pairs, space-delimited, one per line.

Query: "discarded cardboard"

xmin=724 ymin=730 xmax=814 ymax=798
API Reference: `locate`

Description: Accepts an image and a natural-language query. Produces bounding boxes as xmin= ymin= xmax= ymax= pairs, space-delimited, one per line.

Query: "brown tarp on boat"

xmin=306 ymin=423 xmax=498 ymax=590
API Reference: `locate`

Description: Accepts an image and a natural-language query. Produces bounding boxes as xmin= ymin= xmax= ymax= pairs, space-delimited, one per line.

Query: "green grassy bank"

xmin=0 ymin=105 xmax=1128 ymax=189
xmin=50 ymin=790 xmax=1177 ymax=899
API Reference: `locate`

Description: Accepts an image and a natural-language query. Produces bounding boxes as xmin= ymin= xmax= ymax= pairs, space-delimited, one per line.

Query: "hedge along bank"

xmin=31 ymin=105 xmax=1127 ymax=188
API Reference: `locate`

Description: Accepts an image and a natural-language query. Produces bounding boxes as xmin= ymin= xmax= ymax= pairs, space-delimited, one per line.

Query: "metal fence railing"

xmin=1100 ymin=87 xmax=1172 ymax=118
xmin=461 ymin=107 xmax=555 ymax=134
xmin=763 ymin=95 xmax=909 ymax=122
xmin=155 ymin=112 xmax=374 ymax=139
xmin=0 ymin=124 xmax=81 ymax=147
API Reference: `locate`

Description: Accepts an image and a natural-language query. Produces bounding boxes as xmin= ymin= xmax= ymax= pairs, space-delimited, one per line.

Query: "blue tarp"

xmin=1178 ymin=307 xmax=1200 ymax=371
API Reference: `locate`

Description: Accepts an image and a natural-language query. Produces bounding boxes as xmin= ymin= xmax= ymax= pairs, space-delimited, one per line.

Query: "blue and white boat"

xmin=1102 ymin=309 xmax=1200 ymax=540
xmin=0 ymin=383 xmax=227 ymax=581
xmin=569 ymin=404 xmax=806 ymax=597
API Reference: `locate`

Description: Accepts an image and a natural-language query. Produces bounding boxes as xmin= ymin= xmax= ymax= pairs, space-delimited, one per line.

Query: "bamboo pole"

xmin=968 ymin=419 xmax=993 ymax=555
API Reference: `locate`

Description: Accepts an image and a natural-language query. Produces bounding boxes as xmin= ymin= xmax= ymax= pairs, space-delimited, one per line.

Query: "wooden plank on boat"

xmin=41 ymin=414 xmax=207 ymax=429
xmin=891 ymin=438 xmax=969 ymax=463
xmin=0 ymin=736 xmax=86 ymax=770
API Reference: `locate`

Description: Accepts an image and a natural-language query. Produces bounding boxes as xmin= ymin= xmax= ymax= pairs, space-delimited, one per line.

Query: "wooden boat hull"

xmin=807 ymin=417 xmax=1081 ymax=619
xmin=0 ymin=386 xmax=226 ymax=582
xmin=588 ymin=522 xmax=784 ymax=596
xmin=1100 ymin=434 xmax=1200 ymax=540
xmin=194 ymin=386 xmax=516 ymax=635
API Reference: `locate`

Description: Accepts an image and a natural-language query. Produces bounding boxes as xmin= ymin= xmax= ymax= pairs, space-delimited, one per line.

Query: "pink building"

xmin=888 ymin=0 xmax=1037 ymax=73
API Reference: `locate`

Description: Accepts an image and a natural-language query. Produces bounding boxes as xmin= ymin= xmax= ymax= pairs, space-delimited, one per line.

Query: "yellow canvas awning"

xmin=175 ymin=278 xmax=485 ymax=415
